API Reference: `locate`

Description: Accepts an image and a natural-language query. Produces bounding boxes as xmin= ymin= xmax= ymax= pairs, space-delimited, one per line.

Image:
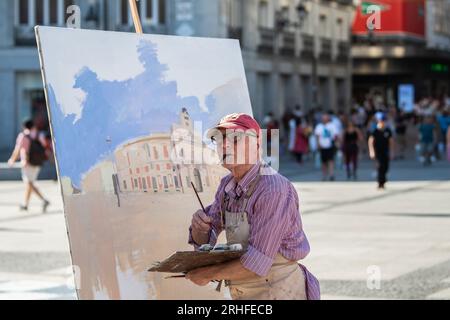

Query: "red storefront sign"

xmin=352 ymin=0 xmax=425 ymax=38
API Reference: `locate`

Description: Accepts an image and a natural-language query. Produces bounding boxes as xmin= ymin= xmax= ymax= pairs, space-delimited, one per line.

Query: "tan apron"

xmin=221 ymin=175 xmax=307 ymax=300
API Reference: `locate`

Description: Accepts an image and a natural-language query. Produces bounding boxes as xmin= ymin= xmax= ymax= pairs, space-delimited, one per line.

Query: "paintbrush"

xmin=190 ymin=182 xmax=217 ymax=240
xmin=165 ymin=274 xmax=220 ymax=286
xmin=164 ymin=274 xmax=186 ymax=279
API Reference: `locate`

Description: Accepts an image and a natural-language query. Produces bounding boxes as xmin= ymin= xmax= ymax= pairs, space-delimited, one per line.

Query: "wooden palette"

xmin=148 ymin=250 xmax=245 ymax=273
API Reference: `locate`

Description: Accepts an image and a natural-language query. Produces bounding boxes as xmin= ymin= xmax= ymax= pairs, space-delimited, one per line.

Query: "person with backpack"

xmin=8 ymin=119 xmax=50 ymax=212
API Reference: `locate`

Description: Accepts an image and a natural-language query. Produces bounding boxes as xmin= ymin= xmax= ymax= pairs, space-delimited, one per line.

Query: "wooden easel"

xmin=128 ymin=0 xmax=143 ymax=34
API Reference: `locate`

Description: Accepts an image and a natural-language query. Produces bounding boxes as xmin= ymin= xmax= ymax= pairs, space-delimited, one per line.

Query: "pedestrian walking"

xmin=418 ymin=116 xmax=437 ymax=166
xmin=343 ymin=121 xmax=363 ymax=180
xmin=7 ymin=119 xmax=50 ymax=212
xmin=315 ymin=113 xmax=339 ymax=181
xmin=368 ymin=112 xmax=395 ymax=190
xmin=293 ymin=119 xmax=310 ymax=164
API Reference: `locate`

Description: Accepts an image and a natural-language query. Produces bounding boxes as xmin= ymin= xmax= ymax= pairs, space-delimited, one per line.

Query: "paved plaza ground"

xmin=0 ymin=156 xmax=449 ymax=299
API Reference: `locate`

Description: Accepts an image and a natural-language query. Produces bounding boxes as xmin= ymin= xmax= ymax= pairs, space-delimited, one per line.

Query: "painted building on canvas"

xmin=81 ymin=108 xmax=226 ymax=195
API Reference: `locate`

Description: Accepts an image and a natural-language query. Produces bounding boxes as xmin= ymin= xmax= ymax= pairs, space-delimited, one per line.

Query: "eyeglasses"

xmin=210 ymin=131 xmax=257 ymax=146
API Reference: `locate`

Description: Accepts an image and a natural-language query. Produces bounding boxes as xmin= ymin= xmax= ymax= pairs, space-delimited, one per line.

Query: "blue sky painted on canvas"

xmin=47 ymin=40 xmax=227 ymax=188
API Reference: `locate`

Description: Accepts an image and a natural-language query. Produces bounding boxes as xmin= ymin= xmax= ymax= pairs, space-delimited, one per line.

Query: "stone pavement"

xmin=0 ymin=156 xmax=449 ymax=299
xmin=0 ymin=180 xmax=75 ymax=299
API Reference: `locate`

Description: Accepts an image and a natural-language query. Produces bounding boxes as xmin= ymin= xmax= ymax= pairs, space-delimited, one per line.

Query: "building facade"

xmin=0 ymin=0 xmax=353 ymax=160
xmin=218 ymin=0 xmax=354 ymax=122
xmin=351 ymin=0 xmax=450 ymax=106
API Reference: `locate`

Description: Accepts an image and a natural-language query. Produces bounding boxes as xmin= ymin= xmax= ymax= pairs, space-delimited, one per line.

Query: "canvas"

xmin=35 ymin=26 xmax=253 ymax=299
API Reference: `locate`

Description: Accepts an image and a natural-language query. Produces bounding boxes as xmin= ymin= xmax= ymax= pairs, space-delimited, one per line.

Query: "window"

xmin=142 ymin=177 xmax=147 ymax=189
xmin=146 ymin=0 xmax=153 ymax=20
xmin=158 ymin=0 xmax=166 ymax=24
xmin=64 ymin=0 xmax=74 ymax=10
xmin=19 ymin=0 xmax=28 ymax=25
xmin=120 ymin=0 xmax=129 ymax=25
xmin=174 ymin=176 xmax=179 ymax=188
xmin=134 ymin=178 xmax=138 ymax=188
xmin=320 ymin=14 xmax=327 ymax=37
xmin=152 ymin=177 xmax=157 ymax=189
xmin=121 ymin=0 xmax=165 ymax=26
xmin=156 ymin=164 xmax=160 ymax=171
xmin=16 ymin=0 xmax=69 ymax=27
xmin=49 ymin=0 xmax=58 ymax=24
xmin=36 ymin=0 xmax=44 ymax=25
xmin=166 ymin=163 xmax=171 ymax=170
xmin=123 ymin=180 xmax=127 ymax=190
xmin=163 ymin=176 xmax=168 ymax=189
xmin=145 ymin=144 xmax=151 ymax=159
xmin=64 ymin=0 xmax=74 ymax=23
xmin=258 ymin=1 xmax=269 ymax=28
xmin=145 ymin=166 xmax=149 ymax=172
xmin=153 ymin=147 xmax=159 ymax=159
xmin=163 ymin=145 xmax=169 ymax=158
xmin=158 ymin=175 xmax=162 ymax=188
xmin=136 ymin=168 xmax=140 ymax=174
xmin=336 ymin=18 xmax=344 ymax=40
xmin=229 ymin=0 xmax=243 ymax=28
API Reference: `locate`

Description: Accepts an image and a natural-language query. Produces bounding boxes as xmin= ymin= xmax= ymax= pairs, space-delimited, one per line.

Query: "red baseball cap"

xmin=206 ymin=113 xmax=261 ymax=139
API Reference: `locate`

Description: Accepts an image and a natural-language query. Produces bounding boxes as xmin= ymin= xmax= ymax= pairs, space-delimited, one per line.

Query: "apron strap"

xmin=220 ymin=166 xmax=262 ymax=227
xmin=220 ymin=175 xmax=234 ymax=228
xmin=241 ymin=174 xmax=261 ymax=211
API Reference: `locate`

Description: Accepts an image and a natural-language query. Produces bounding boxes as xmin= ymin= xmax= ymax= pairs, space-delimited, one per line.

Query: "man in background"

xmin=368 ymin=112 xmax=395 ymax=190
xmin=8 ymin=119 xmax=50 ymax=212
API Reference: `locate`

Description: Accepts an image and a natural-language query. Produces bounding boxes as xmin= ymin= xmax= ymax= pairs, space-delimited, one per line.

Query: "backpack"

xmin=26 ymin=135 xmax=47 ymax=166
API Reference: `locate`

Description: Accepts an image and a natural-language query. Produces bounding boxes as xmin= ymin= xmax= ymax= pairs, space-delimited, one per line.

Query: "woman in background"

xmin=343 ymin=121 xmax=363 ymax=180
xmin=293 ymin=118 xmax=310 ymax=164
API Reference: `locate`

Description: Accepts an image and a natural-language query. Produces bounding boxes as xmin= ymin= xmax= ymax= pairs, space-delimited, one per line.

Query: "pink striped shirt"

xmin=188 ymin=163 xmax=320 ymax=299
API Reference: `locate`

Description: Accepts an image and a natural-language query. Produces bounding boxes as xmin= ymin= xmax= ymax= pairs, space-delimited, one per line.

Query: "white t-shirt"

xmin=314 ymin=122 xmax=337 ymax=149
xmin=331 ymin=116 xmax=343 ymax=136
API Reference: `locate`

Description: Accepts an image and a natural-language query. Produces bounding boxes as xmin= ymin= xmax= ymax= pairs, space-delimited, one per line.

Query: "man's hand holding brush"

xmin=191 ymin=209 xmax=214 ymax=246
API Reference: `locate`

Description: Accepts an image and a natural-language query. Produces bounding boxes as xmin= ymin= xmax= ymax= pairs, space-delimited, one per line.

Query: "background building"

xmin=0 ymin=0 xmax=353 ymax=161
xmin=351 ymin=0 xmax=450 ymax=107
xmin=169 ymin=0 xmax=354 ymax=122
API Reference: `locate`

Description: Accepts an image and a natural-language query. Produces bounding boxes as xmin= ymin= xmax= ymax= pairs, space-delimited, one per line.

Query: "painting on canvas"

xmin=36 ymin=26 xmax=253 ymax=299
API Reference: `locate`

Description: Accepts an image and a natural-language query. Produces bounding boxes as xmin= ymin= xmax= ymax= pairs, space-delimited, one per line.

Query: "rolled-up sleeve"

xmin=240 ymin=191 xmax=294 ymax=277
xmin=187 ymin=179 xmax=226 ymax=250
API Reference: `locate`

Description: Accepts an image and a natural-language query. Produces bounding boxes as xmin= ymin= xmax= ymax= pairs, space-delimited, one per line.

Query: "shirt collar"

xmin=224 ymin=162 xmax=261 ymax=199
